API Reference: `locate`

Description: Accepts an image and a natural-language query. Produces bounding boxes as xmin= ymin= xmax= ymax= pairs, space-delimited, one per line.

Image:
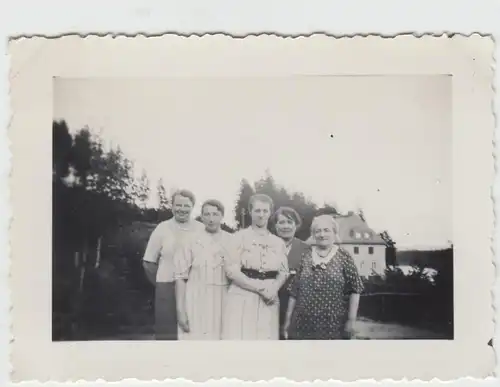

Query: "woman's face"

xmin=250 ymin=200 xmax=271 ymax=228
xmin=202 ymin=204 xmax=223 ymax=233
xmin=312 ymin=218 xmax=337 ymax=247
xmin=275 ymin=214 xmax=297 ymax=241
xmin=172 ymin=195 xmax=194 ymax=223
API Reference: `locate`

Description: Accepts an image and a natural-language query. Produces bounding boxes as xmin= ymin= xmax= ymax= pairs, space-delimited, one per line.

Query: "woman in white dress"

xmin=174 ymin=199 xmax=232 ymax=340
xmin=222 ymin=194 xmax=289 ymax=340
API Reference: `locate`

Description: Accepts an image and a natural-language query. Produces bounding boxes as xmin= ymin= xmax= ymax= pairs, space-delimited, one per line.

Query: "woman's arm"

xmin=175 ymin=279 xmax=189 ymax=332
xmin=342 ymin=251 xmax=364 ymax=337
xmin=173 ymin=240 xmax=194 ymax=332
xmin=225 ymin=267 xmax=266 ymax=294
xmin=347 ymin=293 xmax=361 ymax=321
xmin=265 ymin=239 xmax=290 ymax=297
xmin=142 ymin=224 xmax=164 ymax=285
xmin=143 ymin=262 xmax=158 ymax=284
xmin=283 ymin=296 xmax=296 ymax=339
xmin=223 ymin=234 xmax=265 ymax=295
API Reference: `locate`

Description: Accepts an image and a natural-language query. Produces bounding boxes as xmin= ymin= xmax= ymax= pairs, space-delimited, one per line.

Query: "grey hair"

xmin=310 ymin=215 xmax=340 ymax=235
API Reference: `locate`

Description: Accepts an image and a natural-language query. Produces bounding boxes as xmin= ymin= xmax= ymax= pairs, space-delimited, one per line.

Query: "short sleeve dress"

xmin=221 ymin=227 xmax=289 ymax=340
xmin=288 ymin=245 xmax=364 ymax=340
xmin=174 ymin=229 xmax=232 ymax=340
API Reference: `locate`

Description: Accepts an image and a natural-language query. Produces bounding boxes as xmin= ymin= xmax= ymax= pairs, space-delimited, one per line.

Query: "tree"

xmin=156 ymin=178 xmax=169 ymax=210
xmin=380 ymin=230 xmax=397 ymax=266
xmin=71 ymin=127 xmax=93 ymax=187
xmin=233 ymin=171 xmax=321 ymax=240
xmin=155 ymin=178 xmax=172 ymax=221
xmin=234 ymin=178 xmax=255 ymax=229
xmin=52 ymin=120 xmax=73 ymax=180
xmin=133 ymin=169 xmax=150 ymax=209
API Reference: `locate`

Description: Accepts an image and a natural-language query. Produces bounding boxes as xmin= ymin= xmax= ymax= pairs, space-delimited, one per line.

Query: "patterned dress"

xmin=288 ymin=246 xmax=364 ymax=340
xmin=222 ymin=227 xmax=289 ymax=340
xmin=174 ymin=229 xmax=232 ymax=340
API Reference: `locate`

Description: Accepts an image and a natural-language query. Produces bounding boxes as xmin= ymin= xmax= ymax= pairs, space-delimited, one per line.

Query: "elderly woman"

xmin=142 ymin=189 xmax=204 ymax=340
xmin=222 ymin=194 xmax=289 ymax=340
xmin=271 ymin=206 xmax=309 ymax=339
xmin=174 ymin=199 xmax=232 ymax=340
xmin=283 ymin=215 xmax=364 ymax=340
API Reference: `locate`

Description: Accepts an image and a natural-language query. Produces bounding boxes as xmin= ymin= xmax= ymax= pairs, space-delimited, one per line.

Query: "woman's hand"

xmin=282 ymin=319 xmax=291 ymax=340
xmin=178 ymin=311 xmax=190 ymax=333
xmin=344 ymin=318 xmax=356 ymax=339
xmin=259 ymin=284 xmax=278 ymax=304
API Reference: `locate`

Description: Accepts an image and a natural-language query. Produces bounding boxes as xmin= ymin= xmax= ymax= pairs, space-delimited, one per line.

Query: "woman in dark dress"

xmin=283 ymin=215 xmax=364 ymax=340
xmin=271 ymin=206 xmax=309 ymax=339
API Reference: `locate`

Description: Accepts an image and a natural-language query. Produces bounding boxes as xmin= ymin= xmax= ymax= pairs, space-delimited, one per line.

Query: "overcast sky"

xmin=54 ymin=75 xmax=452 ymax=250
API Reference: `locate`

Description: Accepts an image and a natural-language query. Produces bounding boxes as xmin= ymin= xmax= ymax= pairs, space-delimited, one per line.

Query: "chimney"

xmin=347 ymin=211 xmax=354 ymax=216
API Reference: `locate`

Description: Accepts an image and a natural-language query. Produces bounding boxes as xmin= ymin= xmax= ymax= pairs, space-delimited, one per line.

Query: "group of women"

xmin=142 ymin=189 xmax=364 ymax=341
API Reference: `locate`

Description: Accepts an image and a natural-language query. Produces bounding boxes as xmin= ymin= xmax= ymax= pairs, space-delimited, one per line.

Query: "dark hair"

xmin=201 ymin=199 xmax=225 ymax=215
xmin=248 ymin=193 xmax=274 ymax=213
xmin=271 ymin=206 xmax=303 ymax=230
xmin=172 ymin=189 xmax=196 ymax=206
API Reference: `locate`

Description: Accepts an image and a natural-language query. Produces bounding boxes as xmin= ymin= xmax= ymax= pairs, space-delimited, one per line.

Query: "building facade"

xmin=334 ymin=212 xmax=387 ymax=277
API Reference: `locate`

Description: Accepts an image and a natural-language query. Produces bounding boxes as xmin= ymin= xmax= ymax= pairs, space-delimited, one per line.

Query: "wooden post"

xmin=95 ymin=236 xmax=102 ymax=269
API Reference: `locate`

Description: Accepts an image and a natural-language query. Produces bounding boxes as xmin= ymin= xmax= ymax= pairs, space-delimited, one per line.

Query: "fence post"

xmin=95 ymin=236 xmax=102 ymax=269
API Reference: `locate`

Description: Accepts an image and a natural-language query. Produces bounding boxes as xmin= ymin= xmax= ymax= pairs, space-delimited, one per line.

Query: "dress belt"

xmin=241 ymin=267 xmax=278 ymax=280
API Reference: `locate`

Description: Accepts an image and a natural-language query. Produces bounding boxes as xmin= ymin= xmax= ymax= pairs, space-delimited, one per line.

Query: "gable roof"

xmin=334 ymin=212 xmax=386 ymax=245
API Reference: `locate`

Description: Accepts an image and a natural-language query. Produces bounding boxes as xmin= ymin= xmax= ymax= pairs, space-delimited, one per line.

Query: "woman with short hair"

xmin=222 ymin=194 xmax=289 ymax=340
xmin=283 ymin=215 xmax=364 ymax=340
xmin=270 ymin=206 xmax=309 ymax=339
xmin=174 ymin=199 xmax=232 ymax=340
xmin=142 ymin=189 xmax=204 ymax=340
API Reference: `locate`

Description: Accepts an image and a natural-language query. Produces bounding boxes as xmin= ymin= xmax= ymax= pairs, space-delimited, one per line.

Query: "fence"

xmin=358 ymin=292 xmax=453 ymax=338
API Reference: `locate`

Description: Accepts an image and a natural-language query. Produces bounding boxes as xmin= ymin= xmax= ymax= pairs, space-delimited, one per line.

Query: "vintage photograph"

xmin=10 ymin=35 xmax=494 ymax=381
xmin=52 ymin=75 xmax=454 ymax=342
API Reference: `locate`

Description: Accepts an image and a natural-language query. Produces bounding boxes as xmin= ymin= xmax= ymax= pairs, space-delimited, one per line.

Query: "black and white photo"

xmin=9 ymin=35 xmax=494 ymax=381
xmin=52 ymin=75 xmax=454 ymax=341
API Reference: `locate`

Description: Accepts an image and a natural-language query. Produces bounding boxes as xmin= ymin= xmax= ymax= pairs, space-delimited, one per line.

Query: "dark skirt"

xmin=278 ymin=287 xmax=290 ymax=340
xmin=154 ymin=282 xmax=178 ymax=340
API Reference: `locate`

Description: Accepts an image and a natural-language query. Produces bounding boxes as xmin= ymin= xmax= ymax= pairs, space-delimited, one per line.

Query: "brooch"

xmin=313 ymin=262 xmax=327 ymax=271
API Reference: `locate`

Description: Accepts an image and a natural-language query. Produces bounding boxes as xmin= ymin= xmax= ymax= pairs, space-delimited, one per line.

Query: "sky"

xmin=53 ymin=75 xmax=452 ymax=250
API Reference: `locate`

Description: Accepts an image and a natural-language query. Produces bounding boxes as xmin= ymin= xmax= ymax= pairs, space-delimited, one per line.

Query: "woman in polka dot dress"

xmin=283 ymin=215 xmax=364 ymax=340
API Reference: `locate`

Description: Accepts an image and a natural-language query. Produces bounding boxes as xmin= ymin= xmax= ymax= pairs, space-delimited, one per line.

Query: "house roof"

xmin=305 ymin=212 xmax=386 ymax=245
xmin=334 ymin=212 xmax=386 ymax=245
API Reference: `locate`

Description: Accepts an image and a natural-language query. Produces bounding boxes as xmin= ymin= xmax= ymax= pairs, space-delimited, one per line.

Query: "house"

xmin=307 ymin=211 xmax=387 ymax=277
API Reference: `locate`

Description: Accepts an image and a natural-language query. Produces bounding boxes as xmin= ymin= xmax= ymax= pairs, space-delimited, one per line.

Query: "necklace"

xmin=316 ymin=246 xmax=334 ymax=258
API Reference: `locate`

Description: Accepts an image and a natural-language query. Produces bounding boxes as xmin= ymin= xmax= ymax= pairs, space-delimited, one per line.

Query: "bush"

xmin=362 ymin=265 xmax=435 ymax=295
xmin=358 ymin=260 xmax=453 ymax=337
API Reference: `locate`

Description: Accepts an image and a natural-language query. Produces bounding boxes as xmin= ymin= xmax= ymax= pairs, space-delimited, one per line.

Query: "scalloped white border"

xmin=6 ymin=33 xmax=495 ymax=383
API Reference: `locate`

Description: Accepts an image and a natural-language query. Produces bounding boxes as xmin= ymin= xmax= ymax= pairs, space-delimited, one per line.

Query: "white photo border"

xmin=8 ymin=34 xmax=495 ymax=381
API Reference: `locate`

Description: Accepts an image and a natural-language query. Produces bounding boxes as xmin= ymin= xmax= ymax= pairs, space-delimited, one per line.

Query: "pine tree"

xmin=156 ymin=178 xmax=169 ymax=210
xmin=234 ymin=178 xmax=255 ymax=229
xmin=134 ymin=169 xmax=150 ymax=209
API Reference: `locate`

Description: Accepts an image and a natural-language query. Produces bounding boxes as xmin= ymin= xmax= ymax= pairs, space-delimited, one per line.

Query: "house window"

xmin=368 ymin=246 xmax=374 ymax=254
xmin=364 ymin=232 xmax=371 ymax=239
xmin=354 ymin=246 xmax=359 ymax=254
xmin=355 ymin=232 xmax=361 ymax=239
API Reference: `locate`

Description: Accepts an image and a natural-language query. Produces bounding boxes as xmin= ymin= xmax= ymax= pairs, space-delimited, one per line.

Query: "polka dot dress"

xmin=288 ymin=246 xmax=364 ymax=340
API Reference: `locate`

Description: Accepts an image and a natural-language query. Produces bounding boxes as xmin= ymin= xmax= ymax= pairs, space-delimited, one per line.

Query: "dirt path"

xmin=354 ymin=318 xmax=447 ymax=339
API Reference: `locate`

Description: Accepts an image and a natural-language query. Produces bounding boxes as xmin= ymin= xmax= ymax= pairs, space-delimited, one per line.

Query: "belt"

xmin=241 ymin=268 xmax=278 ymax=280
